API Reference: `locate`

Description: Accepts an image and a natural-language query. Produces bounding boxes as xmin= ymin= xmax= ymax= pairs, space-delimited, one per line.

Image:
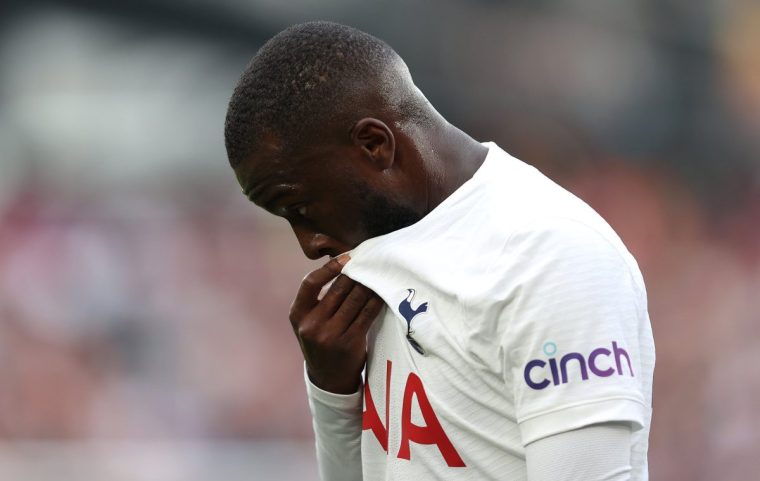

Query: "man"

xmin=224 ymin=21 xmax=655 ymax=481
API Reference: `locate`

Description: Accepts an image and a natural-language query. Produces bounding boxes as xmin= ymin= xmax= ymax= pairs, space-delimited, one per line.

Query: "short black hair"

xmin=224 ymin=21 xmax=421 ymax=167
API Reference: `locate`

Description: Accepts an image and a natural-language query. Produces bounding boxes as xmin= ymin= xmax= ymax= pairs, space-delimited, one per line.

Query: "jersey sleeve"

xmin=304 ymin=364 xmax=364 ymax=481
xmin=499 ymin=217 xmax=653 ymax=446
xmin=525 ymin=421 xmax=633 ymax=480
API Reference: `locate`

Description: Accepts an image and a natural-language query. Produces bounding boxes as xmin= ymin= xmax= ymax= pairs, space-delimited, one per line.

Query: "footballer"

xmin=224 ymin=21 xmax=655 ymax=481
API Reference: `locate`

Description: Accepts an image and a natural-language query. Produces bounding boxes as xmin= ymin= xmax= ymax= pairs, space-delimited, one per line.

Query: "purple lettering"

xmin=524 ymin=360 xmax=550 ymax=390
xmin=612 ymin=341 xmax=634 ymax=376
xmin=548 ymin=358 xmax=560 ymax=385
xmin=559 ymin=352 xmax=589 ymax=384
xmin=588 ymin=347 xmax=614 ymax=377
xmin=524 ymin=341 xmax=635 ymax=389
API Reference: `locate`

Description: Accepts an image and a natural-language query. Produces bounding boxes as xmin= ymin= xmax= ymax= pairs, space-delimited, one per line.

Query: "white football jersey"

xmin=337 ymin=142 xmax=655 ymax=480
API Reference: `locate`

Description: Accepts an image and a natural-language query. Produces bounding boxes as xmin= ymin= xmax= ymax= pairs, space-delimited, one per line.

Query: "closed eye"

xmin=278 ymin=203 xmax=308 ymax=219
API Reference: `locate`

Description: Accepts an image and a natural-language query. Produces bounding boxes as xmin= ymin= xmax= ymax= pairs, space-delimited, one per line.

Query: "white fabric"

xmin=305 ymin=365 xmax=363 ymax=481
xmin=526 ymin=422 xmax=633 ymax=481
xmin=305 ymin=142 xmax=655 ymax=480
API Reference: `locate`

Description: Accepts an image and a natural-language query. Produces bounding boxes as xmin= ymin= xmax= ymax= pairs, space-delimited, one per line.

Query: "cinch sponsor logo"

xmin=523 ymin=341 xmax=634 ymax=390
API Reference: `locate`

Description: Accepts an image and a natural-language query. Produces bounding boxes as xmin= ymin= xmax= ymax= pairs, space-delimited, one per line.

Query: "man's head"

xmin=225 ymin=21 xmax=438 ymax=259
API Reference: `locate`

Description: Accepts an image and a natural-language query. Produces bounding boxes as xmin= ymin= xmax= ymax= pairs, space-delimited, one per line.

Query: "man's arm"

xmin=498 ymin=218 xmax=653 ymax=478
xmin=289 ymin=255 xmax=383 ymax=480
xmin=525 ymin=420 xmax=633 ymax=480
xmin=305 ymin=368 xmax=364 ymax=481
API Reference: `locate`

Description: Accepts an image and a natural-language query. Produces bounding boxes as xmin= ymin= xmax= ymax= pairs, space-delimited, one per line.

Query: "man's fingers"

xmin=328 ymin=283 xmax=373 ymax=324
xmin=316 ymin=274 xmax=358 ymax=316
xmin=290 ymin=257 xmax=347 ymax=322
xmin=345 ymin=295 xmax=384 ymax=336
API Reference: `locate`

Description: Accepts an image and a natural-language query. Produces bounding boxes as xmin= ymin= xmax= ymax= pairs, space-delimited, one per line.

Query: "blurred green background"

xmin=0 ymin=0 xmax=758 ymax=479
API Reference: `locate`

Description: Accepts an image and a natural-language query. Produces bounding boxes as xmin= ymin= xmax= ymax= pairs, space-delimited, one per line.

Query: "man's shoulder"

xmin=475 ymin=146 xmax=603 ymax=234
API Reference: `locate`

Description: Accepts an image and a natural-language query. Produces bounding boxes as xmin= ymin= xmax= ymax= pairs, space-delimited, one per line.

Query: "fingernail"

xmin=337 ymin=253 xmax=351 ymax=266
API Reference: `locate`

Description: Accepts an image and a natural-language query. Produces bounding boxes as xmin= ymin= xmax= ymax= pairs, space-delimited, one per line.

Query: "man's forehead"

xmin=236 ymin=147 xmax=292 ymax=196
xmin=234 ymin=131 xmax=342 ymax=196
xmin=234 ymin=138 xmax=322 ymax=200
xmin=258 ymin=130 xmax=285 ymax=152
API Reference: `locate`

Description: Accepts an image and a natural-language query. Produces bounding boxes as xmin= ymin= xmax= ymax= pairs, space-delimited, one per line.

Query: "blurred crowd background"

xmin=0 ymin=0 xmax=758 ymax=479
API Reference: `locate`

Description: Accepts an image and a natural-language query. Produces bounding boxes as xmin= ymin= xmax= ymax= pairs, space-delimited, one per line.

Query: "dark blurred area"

xmin=0 ymin=0 xmax=758 ymax=479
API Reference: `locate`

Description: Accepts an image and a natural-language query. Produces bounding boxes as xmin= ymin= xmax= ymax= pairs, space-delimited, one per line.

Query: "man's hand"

xmin=290 ymin=254 xmax=384 ymax=394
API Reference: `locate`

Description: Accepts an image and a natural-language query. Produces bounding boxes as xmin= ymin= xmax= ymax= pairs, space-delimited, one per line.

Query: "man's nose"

xmin=292 ymin=226 xmax=345 ymax=260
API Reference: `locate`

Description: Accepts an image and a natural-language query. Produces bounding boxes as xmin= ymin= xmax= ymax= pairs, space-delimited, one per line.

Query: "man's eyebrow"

xmin=249 ymin=184 xmax=298 ymax=210
xmin=243 ymin=173 xmax=275 ymax=200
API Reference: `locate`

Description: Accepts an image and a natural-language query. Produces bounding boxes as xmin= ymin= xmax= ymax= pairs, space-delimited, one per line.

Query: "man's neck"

xmin=423 ymin=122 xmax=489 ymax=214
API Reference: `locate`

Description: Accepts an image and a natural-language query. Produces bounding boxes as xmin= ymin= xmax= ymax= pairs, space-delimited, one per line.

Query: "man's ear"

xmin=350 ymin=118 xmax=395 ymax=170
